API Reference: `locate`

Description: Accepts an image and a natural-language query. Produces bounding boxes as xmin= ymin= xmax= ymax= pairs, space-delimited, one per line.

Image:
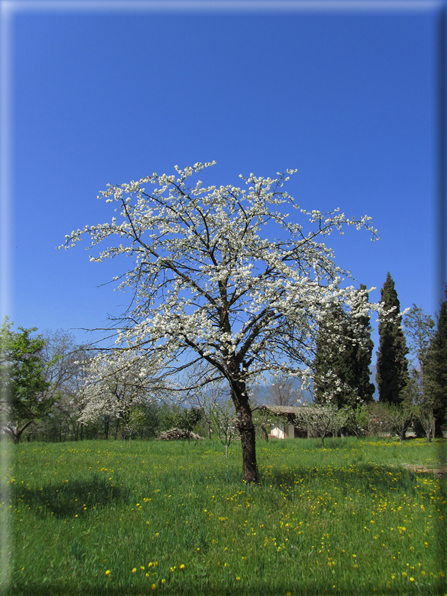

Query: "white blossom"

xmin=61 ymin=162 xmax=385 ymax=481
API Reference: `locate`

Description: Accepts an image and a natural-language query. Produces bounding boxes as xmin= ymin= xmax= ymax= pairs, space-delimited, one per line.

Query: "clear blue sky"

xmin=2 ymin=1 xmax=444 ymax=364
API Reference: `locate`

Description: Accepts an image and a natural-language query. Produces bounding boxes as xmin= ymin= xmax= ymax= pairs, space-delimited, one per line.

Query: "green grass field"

xmin=1 ymin=436 xmax=446 ymax=595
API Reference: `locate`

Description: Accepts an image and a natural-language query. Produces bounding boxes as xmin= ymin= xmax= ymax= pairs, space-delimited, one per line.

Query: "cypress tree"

xmin=314 ymin=286 xmax=375 ymax=408
xmin=423 ymin=286 xmax=447 ymax=434
xmin=376 ymin=273 xmax=409 ymax=405
xmin=314 ymin=301 xmax=350 ymax=407
xmin=351 ymin=284 xmax=375 ymax=404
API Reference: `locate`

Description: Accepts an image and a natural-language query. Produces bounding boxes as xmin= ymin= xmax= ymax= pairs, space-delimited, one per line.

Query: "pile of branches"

xmin=158 ymin=428 xmax=204 ymax=441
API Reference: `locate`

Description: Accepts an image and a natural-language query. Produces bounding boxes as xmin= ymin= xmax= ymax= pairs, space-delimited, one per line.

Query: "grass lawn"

xmin=1 ymin=436 xmax=446 ymax=595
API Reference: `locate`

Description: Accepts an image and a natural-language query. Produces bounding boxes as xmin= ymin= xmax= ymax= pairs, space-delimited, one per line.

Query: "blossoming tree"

xmin=78 ymin=350 xmax=164 ymax=443
xmin=61 ymin=162 xmax=379 ymax=483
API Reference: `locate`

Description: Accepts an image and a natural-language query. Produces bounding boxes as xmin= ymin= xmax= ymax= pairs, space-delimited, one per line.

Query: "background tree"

xmin=165 ymin=406 xmax=203 ymax=437
xmin=423 ymin=287 xmax=447 ymax=436
xmin=404 ymin=304 xmax=436 ymax=370
xmin=401 ymin=304 xmax=437 ymax=440
xmin=61 ymin=162 xmax=380 ymax=483
xmin=313 ymin=285 xmax=374 ymax=408
xmin=345 ymin=403 xmax=370 ymax=438
xmin=210 ymin=397 xmax=238 ymax=458
xmin=381 ymin=401 xmax=414 ymax=446
xmin=376 ymin=273 xmax=409 ymax=405
xmin=180 ymin=360 xmax=227 ymax=439
xmin=253 ymin=373 xmax=303 ymax=407
xmin=0 ymin=320 xmax=56 ymax=444
xmin=352 ymin=284 xmax=376 ymax=404
xmin=78 ymin=350 xmax=165 ymax=444
xmin=36 ymin=330 xmax=92 ymax=442
xmin=313 ymin=301 xmax=354 ymax=407
xmin=293 ymin=403 xmax=352 ymax=447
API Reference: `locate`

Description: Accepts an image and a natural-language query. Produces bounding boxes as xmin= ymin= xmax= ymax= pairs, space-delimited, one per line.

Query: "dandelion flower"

xmin=180 ymin=564 xmax=185 ymax=570
xmin=132 ymin=568 xmax=137 ymax=573
xmin=105 ymin=570 xmax=110 ymax=576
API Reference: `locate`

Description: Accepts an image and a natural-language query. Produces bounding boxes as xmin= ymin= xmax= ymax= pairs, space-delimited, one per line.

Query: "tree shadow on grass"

xmin=11 ymin=474 xmax=131 ymax=519
xmin=258 ymin=462 xmax=440 ymax=496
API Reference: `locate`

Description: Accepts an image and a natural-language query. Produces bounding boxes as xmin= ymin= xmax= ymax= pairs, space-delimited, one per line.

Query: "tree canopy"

xmin=313 ymin=285 xmax=375 ymax=408
xmin=61 ymin=162 xmax=380 ymax=482
xmin=0 ymin=319 xmax=56 ymax=443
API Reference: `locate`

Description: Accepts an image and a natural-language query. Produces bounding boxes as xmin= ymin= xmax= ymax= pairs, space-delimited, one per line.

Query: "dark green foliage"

xmin=423 ymin=286 xmax=447 ymax=432
xmin=157 ymin=403 xmax=204 ymax=434
xmin=351 ymin=285 xmax=376 ymax=404
xmin=314 ymin=302 xmax=352 ymax=406
xmin=376 ymin=273 xmax=409 ymax=405
xmin=314 ymin=286 xmax=374 ymax=408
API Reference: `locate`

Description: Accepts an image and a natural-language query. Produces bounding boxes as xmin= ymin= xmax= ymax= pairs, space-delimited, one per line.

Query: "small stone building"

xmin=260 ymin=405 xmax=312 ymax=439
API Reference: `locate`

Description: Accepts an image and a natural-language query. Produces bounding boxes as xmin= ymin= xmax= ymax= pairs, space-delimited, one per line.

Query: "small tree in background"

xmin=258 ymin=373 xmax=303 ymax=407
xmin=404 ymin=304 xmax=436 ymax=370
xmin=293 ymin=403 xmax=351 ymax=447
xmin=346 ymin=403 xmax=370 ymax=438
xmin=210 ymin=397 xmax=238 ymax=458
xmin=382 ymin=402 xmax=414 ymax=446
xmin=78 ymin=350 xmax=165 ymax=445
xmin=402 ymin=304 xmax=436 ymax=440
xmin=0 ymin=319 xmax=57 ymax=444
xmin=376 ymin=273 xmax=409 ymax=406
xmin=173 ymin=407 xmax=204 ymax=437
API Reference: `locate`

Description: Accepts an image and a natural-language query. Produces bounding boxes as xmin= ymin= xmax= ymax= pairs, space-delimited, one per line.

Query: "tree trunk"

xmin=231 ymin=376 xmax=259 ymax=484
xmin=261 ymin=423 xmax=269 ymax=442
xmin=239 ymin=420 xmax=258 ymax=483
xmin=9 ymin=420 xmax=35 ymax=444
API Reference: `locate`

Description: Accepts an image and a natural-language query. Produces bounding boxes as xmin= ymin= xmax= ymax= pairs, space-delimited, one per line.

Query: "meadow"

xmin=1 ymin=436 xmax=446 ymax=595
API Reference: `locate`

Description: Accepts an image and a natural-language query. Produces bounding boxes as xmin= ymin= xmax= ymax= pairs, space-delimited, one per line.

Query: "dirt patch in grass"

xmin=401 ymin=463 xmax=447 ymax=477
